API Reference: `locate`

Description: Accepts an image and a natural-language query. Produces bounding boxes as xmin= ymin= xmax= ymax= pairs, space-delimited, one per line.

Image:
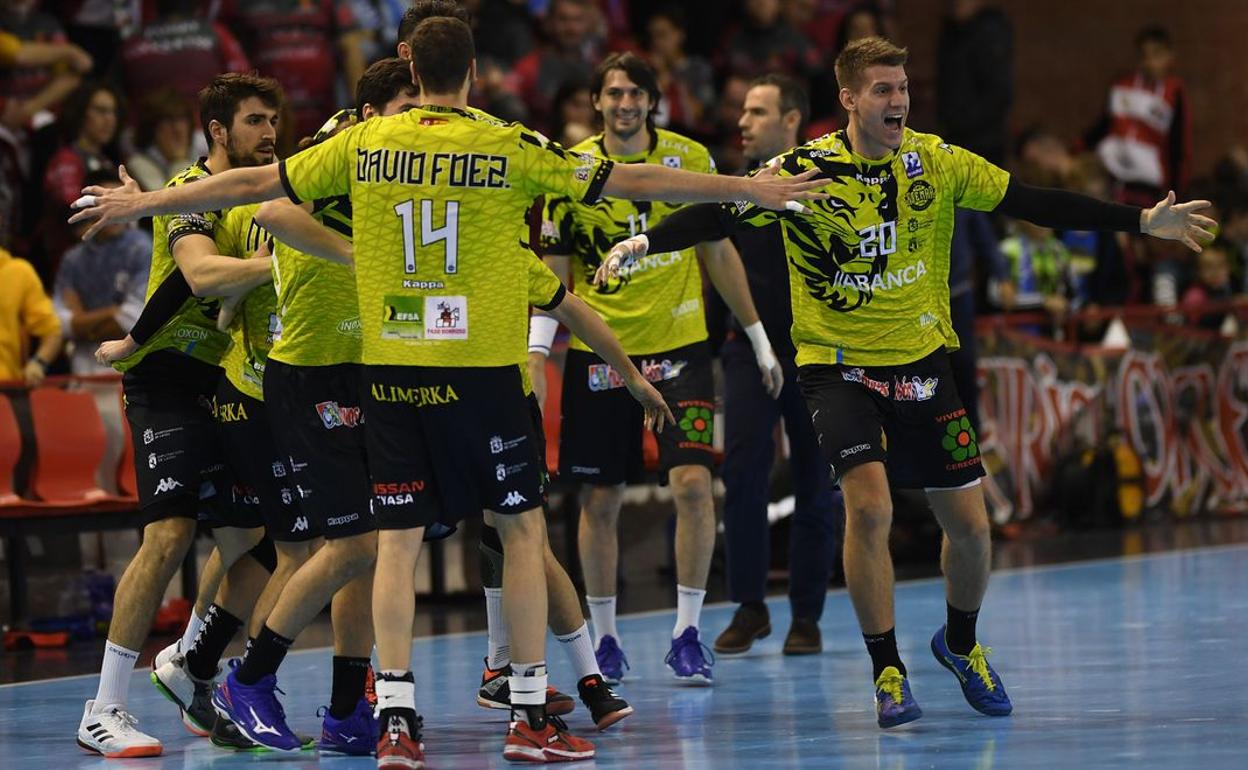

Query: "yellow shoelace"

xmin=966 ymin=645 xmax=996 ymax=691
xmin=875 ymin=666 xmax=905 ymax=705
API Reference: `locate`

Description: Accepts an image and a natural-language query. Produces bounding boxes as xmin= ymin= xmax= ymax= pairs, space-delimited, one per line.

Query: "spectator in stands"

xmin=1181 ymin=244 xmax=1236 ymax=332
xmin=549 ymin=79 xmax=594 ymax=147
xmin=0 ymin=230 xmax=61 ymax=385
xmin=124 ymin=89 xmax=194 ymax=192
xmin=645 ymin=7 xmax=714 ymax=134
xmin=507 ymin=0 xmax=601 ymax=130
xmin=218 ymin=0 xmax=367 ymax=142
xmin=52 ymin=168 xmax=149 ymax=375
xmin=463 ymin=0 xmax=536 ymax=66
xmin=120 ymin=0 xmax=250 ymax=158
xmin=834 ymin=2 xmax=888 ymax=53
xmin=995 ymin=220 xmax=1074 ymax=328
xmin=937 ymin=0 xmax=1013 ymax=165
xmin=782 ymin=0 xmax=842 ymax=52
xmin=719 ymin=0 xmax=820 ymax=80
xmin=0 ymin=0 xmax=82 ymax=108
xmin=1016 ymin=126 xmax=1077 ymax=187
xmin=347 ymin=0 xmax=410 ymax=65
xmin=55 ymin=0 xmax=136 ymax=77
xmin=709 ymin=72 xmax=751 ymax=174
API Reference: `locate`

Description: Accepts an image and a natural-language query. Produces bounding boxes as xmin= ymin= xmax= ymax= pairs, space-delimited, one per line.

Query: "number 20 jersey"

xmin=278 ymin=105 xmax=612 ymax=368
xmin=728 ymin=128 xmax=1010 ymax=368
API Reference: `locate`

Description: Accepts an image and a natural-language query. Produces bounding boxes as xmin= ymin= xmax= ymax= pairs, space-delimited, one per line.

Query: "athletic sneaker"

xmin=211 ymin=670 xmax=302 ymax=752
xmin=153 ymin=638 xmax=180 ymax=671
xmin=364 ymin=663 xmax=378 ymax=709
xmin=318 ymin=698 xmax=377 ymax=756
xmin=208 ymin=714 xmax=316 ymax=752
xmin=576 ymin=674 xmax=633 ymax=731
xmin=376 ymin=712 xmax=425 ymax=770
xmin=593 ymin=635 xmax=629 ymax=685
xmin=77 ymin=700 xmax=162 ymax=758
xmin=874 ymin=666 xmax=922 ymax=728
xmin=930 ymin=626 xmax=1013 ymax=716
xmin=665 ymin=627 xmax=714 ymax=684
xmin=477 ymin=660 xmax=575 ymax=716
xmin=151 ymin=652 xmax=218 ymax=735
xmin=502 ymin=716 xmax=594 ymax=763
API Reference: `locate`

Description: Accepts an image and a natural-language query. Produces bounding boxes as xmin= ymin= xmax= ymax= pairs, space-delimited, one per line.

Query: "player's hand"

xmin=756 ymin=346 xmax=784 ymax=399
xmin=594 ymin=234 xmax=648 ymax=285
xmin=1142 ymin=190 xmax=1218 ymax=252
xmin=23 ymin=359 xmax=47 ymax=387
xmin=69 ymin=165 xmax=145 ymax=241
xmin=747 ymin=164 xmax=829 ymax=212
xmin=96 ymin=335 xmax=137 ymax=365
xmin=527 ymin=352 xmax=548 ymax=414
xmin=216 ymin=293 xmax=243 ymax=331
xmin=626 ymin=376 xmax=676 ymax=433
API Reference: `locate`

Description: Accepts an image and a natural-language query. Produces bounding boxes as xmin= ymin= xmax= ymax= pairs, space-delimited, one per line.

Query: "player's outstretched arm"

xmin=548 ymin=291 xmax=676 ymax=432
xmin=602 ymin=161 xmax=826 ymax=211
xmin=255 ymin=200 xmax=353 ymax=266
xmin=594 ymin=203 xmax=735 ymax=286
xmin=69 ymin=164 xmax=284 ymax=241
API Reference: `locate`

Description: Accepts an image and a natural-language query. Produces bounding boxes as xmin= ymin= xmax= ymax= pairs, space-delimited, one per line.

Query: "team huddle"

xmin=67 ymin=2 xmax=1216 ymax=768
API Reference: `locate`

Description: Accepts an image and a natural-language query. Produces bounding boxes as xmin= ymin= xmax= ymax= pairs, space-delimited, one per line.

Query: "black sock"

xmin=329 ymin=656 xmax=371 ymax=719
xmin=185 ymin=604 xmax=243 ymax=680
xmin=945 ymin=603 xmax=980 ymax=656
xmin=234 ymin=625 xmax=294 ymax=685
xmin=863 ymin=628 xmax=906 ymax=680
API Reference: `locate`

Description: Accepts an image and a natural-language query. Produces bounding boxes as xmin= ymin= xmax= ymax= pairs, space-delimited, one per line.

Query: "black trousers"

xmin=720 ymin=337 xmax=841 ymax=621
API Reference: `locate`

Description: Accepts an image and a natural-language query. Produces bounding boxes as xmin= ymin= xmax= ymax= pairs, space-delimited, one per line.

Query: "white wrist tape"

xmin=528 ymin=314 xmax=559 ymax=355
xmin=743 ymin=321 xmax=772 ymax=359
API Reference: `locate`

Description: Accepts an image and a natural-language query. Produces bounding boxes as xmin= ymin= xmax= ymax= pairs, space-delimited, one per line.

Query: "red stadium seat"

xmin=543 ymin=358 xmax=562 ymax=474
xmin=116 ymin=391 xmax=138 ymax=500
xmin=0 ymin=394 xmax=20 ymax=505
xmin=26 ymin=387 xmax=130 ymax=509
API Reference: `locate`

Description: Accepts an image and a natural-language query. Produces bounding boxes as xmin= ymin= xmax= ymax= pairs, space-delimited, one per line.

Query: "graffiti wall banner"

xmin=976 ymin=325 xmax=1248 ymax=520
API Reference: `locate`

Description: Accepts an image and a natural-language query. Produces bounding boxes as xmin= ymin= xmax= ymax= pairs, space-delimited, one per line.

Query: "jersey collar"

xmin=414 ymin=104 xmax=474 ymax=119
xmin=593 ymin=128 xmax=659 ymax=163
xmin=838 ymin=129 xmax=901 ymax=166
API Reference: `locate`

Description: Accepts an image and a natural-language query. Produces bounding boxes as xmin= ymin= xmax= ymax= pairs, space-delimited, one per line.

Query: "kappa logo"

xmin=291 ymin=516 xmax=309 ymax=533
xmin=154 ymin=477 xmax=183 ymax=494
xmin=501 ymin=491 xmax=527 ymax=507
xmin=902 ymin=151 xmax=924 ymax=178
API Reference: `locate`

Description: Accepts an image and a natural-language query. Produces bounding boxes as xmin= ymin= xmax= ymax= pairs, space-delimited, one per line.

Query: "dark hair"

xmin=134 ymin=88 xmax=193 ymax=148
xmin=647 ymin=5 xmax=686 ymax=33
xmin=197 ymin=72 xmax=283 ymax=149
xmin=60 ymin=80 xmax=123 ymax=143
xmin=409 ymin=18 xmax=474 ymax=95
xmin=1136 ymin=23 xmax=1171 ymax=49
xmin=84 ymin=167 xmax=121 ymax=188
xmin=356 ymin=58 xmax=418 ymax=115
xmin=749 ymin=73 xmax=810 ymax=137
xmin=591 ymin=51 xmax=661 ymax=131
xmin=835 ymin=3 xmax=887 ymax=54
xmin=398 ymin=0 xmax=471 ymax=50
xmin=833 ymin=36 xmax=908 ymax=91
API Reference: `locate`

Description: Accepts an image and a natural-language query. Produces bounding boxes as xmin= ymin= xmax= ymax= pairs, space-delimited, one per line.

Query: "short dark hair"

xmin=834 ymin=36 xmax=908 ymax=91
xmin=134 ymin=88 xmax=193 ymax=148
xmin=409 ymin=18 xmax=474 ymax=95
xmin=398 ymin=0 xmax=471 ymax=50
xmin=1137 ymin=24 xmax=1171 ymax=49
xmin=749 ymin=73 xmax=810 ymax=137
xmin=84 ymin=167 xmax=121 ymax=188
xmin=591 ymin=51 xmax=661 ymax=131
xmin=60 ymin=80 xmax=123 ymax=142
xmin=356 ymin=58 xmax=418 ymax=115
xmin=197 ymin=72 xmax=283 ymax=148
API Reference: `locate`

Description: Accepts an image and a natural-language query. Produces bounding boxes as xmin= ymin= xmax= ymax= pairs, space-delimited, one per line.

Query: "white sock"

xmin=375 ymin=670 xmax=416 ymax=712
xmin=508 ymin=661 xmax=547 ymax=715
xmin=673 ymin=585 xmax=707 ymax=638
xmin=94 ymin=640 xmax=140 ymax=711
xmin=554 ymin=622 xmax=600 ymax=681
xmin=180 ymin=610 xmax=206 ymax=653
xmin=586 ymin=595 xmax=619 ymax=646
xmin=483 ymin=587 xmax=510 ymax=670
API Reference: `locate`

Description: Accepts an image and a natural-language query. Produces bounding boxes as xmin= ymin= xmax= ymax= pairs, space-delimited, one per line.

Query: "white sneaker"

xmin=153 ymin=639 xmax=180 ymax=671
xmin=152 ymin=653 xmax=219 ymax=736
xmin=77 ymin=700 xmax=162 ymax=758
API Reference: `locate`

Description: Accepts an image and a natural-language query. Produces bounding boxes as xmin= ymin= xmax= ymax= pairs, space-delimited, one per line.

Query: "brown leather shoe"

xmin=782 ymin=617 xmax=822 ymax=655
xmin=713 ymin=603 xmax=771 ymax=655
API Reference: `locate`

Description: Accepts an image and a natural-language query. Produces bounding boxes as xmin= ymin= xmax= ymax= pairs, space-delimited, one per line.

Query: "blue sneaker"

xmin=317 ymin=698 xmax=377 ymax=756
xmin=930 ymin=626 xmax=1013 ymax=716
xmin=211 ymin=670 xmax=302 ymax=752
xmin=874 ymin=666 xmax=922 ymax=728
xmin=665 ymin=627 xmax=714 ymax=684
xmin=595 ymin=635 xmax=630 ymax=685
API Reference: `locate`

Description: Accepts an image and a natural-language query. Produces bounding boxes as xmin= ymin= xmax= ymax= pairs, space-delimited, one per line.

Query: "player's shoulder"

xmin=464 ymin=105 xmax=511 ymax=128
xmin=167 ymin=158 xmax=211 ymax=188
xmin=652 ymin=128 xmax=712 ymax=166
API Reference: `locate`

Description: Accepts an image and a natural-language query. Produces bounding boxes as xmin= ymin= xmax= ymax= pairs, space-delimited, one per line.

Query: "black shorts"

xmin=364 ymin=364 xmax=544 ymax=531
xmin=798 ymin=348 xmax=984 ymax=490
xmin=560 ymin=341 xmax=716 ymax=485
xmin=264 ymin=360 xmax=376 ymax=541
xmin=209 ymin=378 xmax=315 ymax=542
xmin=122 ymin=351 xmax=223 ymax=521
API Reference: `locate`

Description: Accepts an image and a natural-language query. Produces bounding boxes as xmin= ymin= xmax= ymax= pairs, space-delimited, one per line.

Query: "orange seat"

xmin=26 ymin=386 xmax=129 ymax=510
xmin=543 ymin=358 xmax=562 ymax=474
xmin=0 ymin=394 xmax=20 ymax=505
xmin=117 ymin=389 xmax=138 ymax=499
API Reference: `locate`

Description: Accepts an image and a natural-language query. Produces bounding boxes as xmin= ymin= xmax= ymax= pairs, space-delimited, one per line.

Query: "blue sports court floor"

xmin=2 ymin=543 xmax=1246 ymax=768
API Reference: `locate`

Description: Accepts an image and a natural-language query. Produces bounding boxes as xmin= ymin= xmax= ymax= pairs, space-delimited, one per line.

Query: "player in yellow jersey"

xmin=603 ymin=37 xmax=1217 ymax=730
xmin=534 ymin=52 xmax=784 ymax=687
xmin=75 ymin=74 xmax=283 ymax=759
xmin=69 ymin=19 xmax=828 ymax=766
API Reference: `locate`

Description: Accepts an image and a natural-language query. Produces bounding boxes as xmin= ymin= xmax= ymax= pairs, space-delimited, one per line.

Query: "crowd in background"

xmin=1 ymin=0 xmax=1245 ymax=384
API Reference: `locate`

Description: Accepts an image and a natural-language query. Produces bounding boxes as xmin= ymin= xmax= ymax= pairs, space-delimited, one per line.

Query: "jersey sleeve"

xmin=937 ymin=142 xmax=1010 ymax=212
xmin=167 ymin=211 xmax=219 ymax=252
xmin=719 ymin=152 xmax=801 ymax=229
xmin=279 ymin=122 xmax=357 ymax=204
xmin=515 ymin=128 xmax=613 ymax=204
xmin=526 ymin=254 xmax=566 ymax=310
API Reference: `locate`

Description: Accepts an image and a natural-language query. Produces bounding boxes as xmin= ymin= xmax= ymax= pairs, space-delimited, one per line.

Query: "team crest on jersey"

xmin=662 ymin=155 xmax=682 ymax=169
xmin=902 ymin=152 xmax=924 ymax=178
xmin=905 ymin=180 xmax=936 ymax=211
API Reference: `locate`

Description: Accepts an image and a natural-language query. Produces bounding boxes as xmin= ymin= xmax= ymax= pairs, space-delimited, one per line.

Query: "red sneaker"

xmin=477 ymin=661 xmax=575 ymax=716
xmin=502 ymin=716 xmax=594 ymax=763
xmin=376 ymin=713 xmax=425 ymax=770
